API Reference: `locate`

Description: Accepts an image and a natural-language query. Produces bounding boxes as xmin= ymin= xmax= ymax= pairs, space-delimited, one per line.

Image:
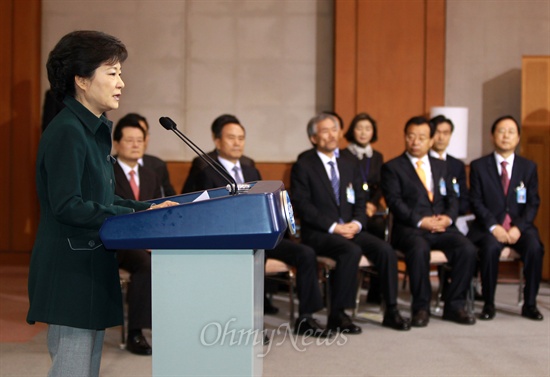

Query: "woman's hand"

xmin=147 ymin=201 xmax=179 ymax=210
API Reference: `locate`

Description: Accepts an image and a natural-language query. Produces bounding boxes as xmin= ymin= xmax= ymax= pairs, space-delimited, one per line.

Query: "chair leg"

xmin=352 ymin=270 xmax=365 ymax=319
xmin=466 ymin=278 xmax=475 ymax=315
xmin=323 ymin=266 xmax=332 ymax=320
xmin=119 ymin=278 xmax=127 ymax=350
xmin=434 ymin=265 xmax=446 ymax=313
xmin=288 ymin=270 xmax=296 ymax=326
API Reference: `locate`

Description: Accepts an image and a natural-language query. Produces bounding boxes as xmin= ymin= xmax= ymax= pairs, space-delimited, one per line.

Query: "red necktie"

xmin=501 ymin=161 xmax=511 ymax=230
xmin=129 ymin=170 xmax=140 ymax=200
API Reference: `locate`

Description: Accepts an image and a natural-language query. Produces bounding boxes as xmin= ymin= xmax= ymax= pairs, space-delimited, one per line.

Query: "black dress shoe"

xmin=294 ymin=316 xmax=332 ymax=338
xmin=382 ymin=309 xmax=411 ymax=331
xmin=326 ymin=312 xmax=362 ymax=335
xmin=443 ymin=308 xmax=476 ymax=325
xmin=411 ymin=309 xmax=430 ymax=327
xmin=126 ymin=334 xmax=152 ymax=355
xmin=478 ymin=304 xmax=496 ymax=320
xmin=521 ymin=306 xmax=544 ymax=321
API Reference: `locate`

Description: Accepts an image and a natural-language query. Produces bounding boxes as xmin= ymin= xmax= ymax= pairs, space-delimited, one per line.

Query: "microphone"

xmin=158 ymin=116 xmax=239 ymax=195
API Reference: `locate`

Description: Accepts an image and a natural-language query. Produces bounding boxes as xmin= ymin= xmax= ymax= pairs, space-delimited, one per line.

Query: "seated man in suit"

xmin=429 ymin=115 xmax=469 ymax=215
xmin=468 ymin=115 xmax=544 ymax=321
xmin=112 ymin=120 xmax=162 ymax=355
xmin=116 ymin=113 xmax=176 ymax=197
xmin=291 ymin=113 xmax=410 ymax=333
xmin=381 ymin=116 xmax=477 ymax=327
xmin=181 ymin=114 xmax=255 ymax=193
xmin=188 ymin=114 xmax=330 ymax=337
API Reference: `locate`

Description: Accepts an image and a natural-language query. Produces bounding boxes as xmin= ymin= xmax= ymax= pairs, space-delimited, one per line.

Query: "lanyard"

xmin=360 ymin=157 xmax=371 ymax=191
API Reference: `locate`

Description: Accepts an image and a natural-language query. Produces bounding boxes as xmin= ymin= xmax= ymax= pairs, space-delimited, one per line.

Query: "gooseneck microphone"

xmin=158 ymin=116 xmax=239 ymax=195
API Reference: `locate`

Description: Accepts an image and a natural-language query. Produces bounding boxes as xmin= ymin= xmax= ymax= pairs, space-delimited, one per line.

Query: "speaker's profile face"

xmin=215 ymin=123 xmax=245 ymax=163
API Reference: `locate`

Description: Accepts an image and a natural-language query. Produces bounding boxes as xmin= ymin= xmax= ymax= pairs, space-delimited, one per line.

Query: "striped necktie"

xmin=328 ymin=161 xmax=340 ymax=205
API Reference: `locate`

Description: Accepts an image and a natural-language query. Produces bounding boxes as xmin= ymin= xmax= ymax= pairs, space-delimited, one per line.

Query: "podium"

xmin=100 ymin=181 xmax=293 ymax=377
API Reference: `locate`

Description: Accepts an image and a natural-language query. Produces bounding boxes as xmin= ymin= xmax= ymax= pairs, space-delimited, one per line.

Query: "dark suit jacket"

xmin=290 ymin=148 xmax=367 ymax=236
xmin=27 ymin=96 xmax=147 ymax=330
xmin=339 ymin=147 xmax=384 ymax=206
xmin=468 ymin=153 xmax=540 ymax=237
xmin=194 ymin=156 xmax=261 ymax=190
xmin=446 ymin=154 xmax=470 ymax=215
xmin=182 ymin=149 xmax=256 ymax=193
xmin=381 ymin=153 xmax=458 ymax=230
xmin=113 ymin=163 xmax=162 ymax=201
xmin=142 ymin=154 xmax=176 ymax=197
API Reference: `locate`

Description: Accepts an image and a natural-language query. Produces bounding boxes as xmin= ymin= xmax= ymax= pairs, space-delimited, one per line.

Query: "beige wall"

xmin=41 ymin=0 xmax=333 ymax=162
xmin=445 ymin=0 xmax=550 ymax=163
xmin=42 ymin=0 xmax=550 ymax=164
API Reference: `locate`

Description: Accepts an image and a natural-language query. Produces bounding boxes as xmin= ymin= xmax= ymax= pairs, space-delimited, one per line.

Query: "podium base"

xmin=152 ymin=249 xmax=264 ymax=377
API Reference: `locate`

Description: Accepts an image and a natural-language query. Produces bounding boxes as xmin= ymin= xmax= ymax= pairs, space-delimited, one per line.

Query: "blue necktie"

xmin=328 ymin=161 xmax=340 ymax=205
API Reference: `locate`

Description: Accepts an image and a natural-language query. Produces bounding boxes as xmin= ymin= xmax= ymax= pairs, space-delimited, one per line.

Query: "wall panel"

xmin=0 ymin=0 xmax=41 ymax=253
xmin=0 ymin=0 xmax=13 ymax=252
xmin=334 ymin=0 xmax=445 ymax=160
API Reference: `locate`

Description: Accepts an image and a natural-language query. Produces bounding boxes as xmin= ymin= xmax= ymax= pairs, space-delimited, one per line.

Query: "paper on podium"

xmin=193 ymin=190 xmax=210 ymax=202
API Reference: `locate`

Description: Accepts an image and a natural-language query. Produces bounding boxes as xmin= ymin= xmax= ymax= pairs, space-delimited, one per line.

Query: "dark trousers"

xmin=117 ymin=249 xmax=152 ymax=330
xmin=266 ymin=239 xmax=324 ymax=316
xmin=470 ymin=227 xmax=543 ymax=307
xmin=302 ymin=230 xmax=397 ymax=313
xmin=393 ymin=226 xmax=477 ymax=313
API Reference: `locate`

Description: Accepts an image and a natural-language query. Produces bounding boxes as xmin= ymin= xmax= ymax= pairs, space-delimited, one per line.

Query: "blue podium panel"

xmin=152 ymin=249 xmax=264 ymax=377
xmin=100 ymin=181 xmax=289 ymax=250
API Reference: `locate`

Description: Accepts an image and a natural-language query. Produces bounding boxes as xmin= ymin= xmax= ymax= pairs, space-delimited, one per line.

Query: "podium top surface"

xmin=100 ymin=181 xmax=291 ymax=250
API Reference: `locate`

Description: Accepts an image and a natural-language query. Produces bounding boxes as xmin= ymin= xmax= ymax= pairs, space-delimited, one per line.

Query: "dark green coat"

xmin=27 ymin=97 xmax=150 ymax=330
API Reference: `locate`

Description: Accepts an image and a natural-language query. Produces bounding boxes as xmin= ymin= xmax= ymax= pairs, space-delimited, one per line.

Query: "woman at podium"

xmin=26 ymin=30 xmax=176 ymax=377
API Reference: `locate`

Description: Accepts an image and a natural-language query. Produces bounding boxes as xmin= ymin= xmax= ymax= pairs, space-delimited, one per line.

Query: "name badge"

xmin=452 ymin=177 xmax=460 ymax=197
xmin=516 ymin=181 xmax=526 ymax=204
xmin=439 ymin=177 xmax=447 ymax=196
xmin=346 ymin=184 xmax=355 ymax=204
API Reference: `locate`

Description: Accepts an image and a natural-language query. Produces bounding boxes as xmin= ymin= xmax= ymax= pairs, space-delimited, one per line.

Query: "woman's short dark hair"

xmin=344 ymin=113 xmax=378 ymax=144
xmin=490 ymin=115 xmax=520 ymax=135
xmin=46 ymin=30 xmax=128 ymax=102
